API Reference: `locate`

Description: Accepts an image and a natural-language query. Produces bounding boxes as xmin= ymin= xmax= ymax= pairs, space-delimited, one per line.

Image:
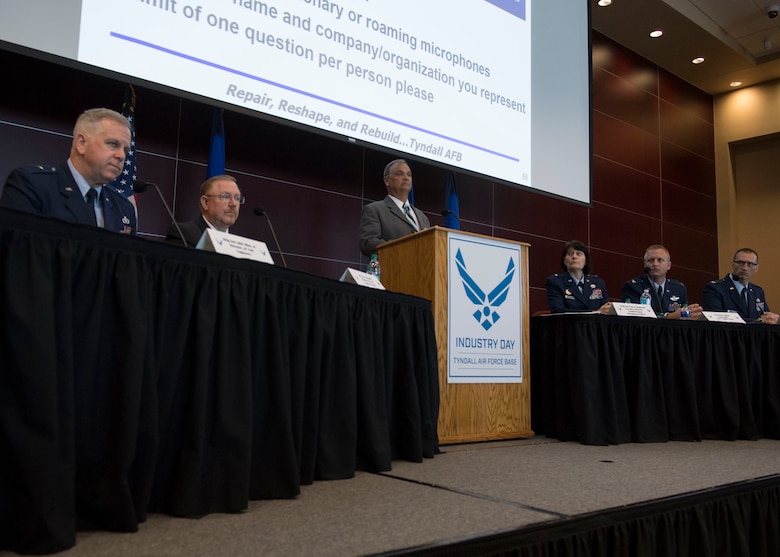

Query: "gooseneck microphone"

xmin=253 ymin=207 xmax=287 ymax=267
xmin=133 ymin=180 xmax=187 ymax=247
xmin=440 ymin=209 xmax=466 ymax=231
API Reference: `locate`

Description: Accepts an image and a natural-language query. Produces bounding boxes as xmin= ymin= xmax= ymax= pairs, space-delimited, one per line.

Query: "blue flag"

xmin=444 ymin=172 xmax=460 ymax=230
xmin=207 ymin=108 xmax=225 ymax=177
xmin=108 ymin=84 xmax=138 ymax=215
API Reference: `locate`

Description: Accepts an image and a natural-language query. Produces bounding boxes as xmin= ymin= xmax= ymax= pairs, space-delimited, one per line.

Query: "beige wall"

xmin=714 ymin=80 xmax=780 ymax=309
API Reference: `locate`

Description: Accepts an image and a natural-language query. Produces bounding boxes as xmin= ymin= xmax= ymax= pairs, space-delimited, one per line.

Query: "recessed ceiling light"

xmin=598 ymin=0 xmax=612 ymax=6
xmin=730 ymin=81 xmax=743 ymax=87
xmin=692 ymin=57 xmax=705 ymax=64
xmin=649 ymin=30 xmax=663 ymax=38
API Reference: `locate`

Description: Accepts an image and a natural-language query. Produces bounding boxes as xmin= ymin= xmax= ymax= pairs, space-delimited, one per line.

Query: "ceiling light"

xmin=597 ymin=0 xmax=612 ymax=6
xmin=691 ymin=57 xmax=705 ymax=64
xmin=649 ymin=30 xmax=663 ymax=38
xmin=730 ymin=81 xmax=743 ymax=87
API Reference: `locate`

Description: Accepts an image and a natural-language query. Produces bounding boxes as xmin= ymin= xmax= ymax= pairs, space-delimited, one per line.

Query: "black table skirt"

xmin=531 ymin=314 xmax=780 ymax=446
xmin=0 ymin=209 xmax=439 ymax=554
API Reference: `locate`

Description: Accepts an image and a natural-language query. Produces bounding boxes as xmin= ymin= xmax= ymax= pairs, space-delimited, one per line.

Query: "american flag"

xmin=108 ymin=84 xmax=138 ymax=217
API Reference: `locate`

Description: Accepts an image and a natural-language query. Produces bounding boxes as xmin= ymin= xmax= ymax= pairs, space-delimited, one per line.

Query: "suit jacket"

xmin=166 ymin=216 xmax=209 ymax=248
xmin=701 ymin=274 xmax=770 ymax=321
xmin=546 ymin=272 xmax=609 ymax=313
xmin=621 ymin=275 xmax=688 ymax=314
xmin=1 ymin=163 xmax=137 ymax=234
xmin=359 ymin=196 xmax=431 ymax=256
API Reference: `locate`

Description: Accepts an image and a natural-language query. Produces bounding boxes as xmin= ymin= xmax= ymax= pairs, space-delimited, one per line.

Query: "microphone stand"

xmin=254 ymin=207 xmax=287 ymax=267
xmin=134 ymin=180 xmax=187 ymax=247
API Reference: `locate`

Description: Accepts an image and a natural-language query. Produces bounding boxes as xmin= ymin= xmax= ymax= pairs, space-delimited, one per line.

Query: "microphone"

xmin=440 ymin=209 xmax=466 ymax=231
xmin=253 ymin=207 xmax=288 ymax=267
xmin=133 ymin=180 xmax=187 ymax=247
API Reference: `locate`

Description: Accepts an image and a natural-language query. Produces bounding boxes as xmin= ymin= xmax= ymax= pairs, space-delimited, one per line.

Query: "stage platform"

xmin=11 ymin=436 xmax=778 ymax=557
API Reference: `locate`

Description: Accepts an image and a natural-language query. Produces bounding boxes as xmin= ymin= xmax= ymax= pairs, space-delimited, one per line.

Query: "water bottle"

xmin=680 ymin=304 xmax=691 ymax=320
xmin=366 ymin=253 xmax=381 ymax=280
xmin=640 ymin=288 xmax=651 ymax=305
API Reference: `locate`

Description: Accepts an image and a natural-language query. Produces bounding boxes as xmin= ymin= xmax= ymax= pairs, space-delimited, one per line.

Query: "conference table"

xmin=0 ymin=209 xmax=439 ymax=555
xmin=531 ymin=313 xmax=780 ymax=446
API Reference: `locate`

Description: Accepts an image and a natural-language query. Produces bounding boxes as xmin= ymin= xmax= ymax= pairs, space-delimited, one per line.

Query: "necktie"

xmin=742 ymin=287 xmax=748 ymax=312
xmin=403 ymin=203 xmax=419 ymax=231
xmin=657 ymin=285 xmax=663 ymax=300
xmin=578 ymin=282 xmax=584 ymax=295
xmin=85 ymin=188 xmax=98 ymax=226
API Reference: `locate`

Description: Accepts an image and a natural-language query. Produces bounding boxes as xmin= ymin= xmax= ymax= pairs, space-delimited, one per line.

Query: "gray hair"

xmin=73 ymin=107 xmax=131 ymax=136
xmin=383 ymin=159 xmax=408 ymax=178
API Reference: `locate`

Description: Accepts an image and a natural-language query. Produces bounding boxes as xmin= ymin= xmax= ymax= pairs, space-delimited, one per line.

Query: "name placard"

xmin=339 ymin=268 xmax=385 ymax=290
xmin=196 ymin=229 xmax=275 ymax=264
xmin=610 ymin=302 xmax=657 ymax=318
xmin=701 ymin=311 xmax=746 ymax=324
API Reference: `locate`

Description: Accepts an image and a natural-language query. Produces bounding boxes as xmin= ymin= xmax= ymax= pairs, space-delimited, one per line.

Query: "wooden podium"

xmin=377 ymin=227 xmax=532 ymax=445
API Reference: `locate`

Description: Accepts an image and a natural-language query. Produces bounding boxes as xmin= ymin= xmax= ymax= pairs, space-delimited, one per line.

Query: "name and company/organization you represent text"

xmin=119 ymin=0 xmax=530 ymax=173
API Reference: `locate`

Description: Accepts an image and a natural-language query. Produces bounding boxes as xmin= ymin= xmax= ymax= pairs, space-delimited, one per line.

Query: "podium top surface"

xmin=377 ymin=226 xmax=531 ymax=251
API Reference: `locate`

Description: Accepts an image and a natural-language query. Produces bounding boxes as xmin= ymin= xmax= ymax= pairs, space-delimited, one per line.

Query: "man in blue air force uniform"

xmin=701 ymin=248 xmax=779 ymax=324
xmin=621 ymin=244 xmax=701 ymax=319
xmin=0 ymin=107 xmax=137 ymax=234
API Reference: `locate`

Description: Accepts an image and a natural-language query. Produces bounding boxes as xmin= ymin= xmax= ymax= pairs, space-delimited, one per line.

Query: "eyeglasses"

xmin=733 ymin=260 xmax=758 ymax=267
xmin=204 ymin=193 xmax=245 ymax=204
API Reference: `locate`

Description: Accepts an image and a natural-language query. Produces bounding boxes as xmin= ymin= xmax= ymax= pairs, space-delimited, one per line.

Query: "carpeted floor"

xmin=6 ymin=436 xmax=779 ymax=557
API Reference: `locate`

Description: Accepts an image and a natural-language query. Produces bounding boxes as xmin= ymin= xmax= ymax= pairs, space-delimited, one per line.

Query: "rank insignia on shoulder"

xmin=31 ymin=165 xmax=57 ymax=173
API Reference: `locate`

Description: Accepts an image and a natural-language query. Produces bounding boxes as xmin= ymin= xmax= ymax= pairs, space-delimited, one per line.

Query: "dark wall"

xmin=0 ymin=32 xmax=717 ymax=314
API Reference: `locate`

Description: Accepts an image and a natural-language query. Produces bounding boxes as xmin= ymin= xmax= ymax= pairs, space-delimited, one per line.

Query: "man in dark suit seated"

xmin=358 ymin=158 xmax=431 ymax=257
xmin=165 ymin=174 xmax=244 ymax=247
xmin=0 ymin=107 xmax=137 ymax=234
xmin=701 ymin=247 xmax=779 ymax=324
xmin=621 ymin=244 xmax=702 ymax=319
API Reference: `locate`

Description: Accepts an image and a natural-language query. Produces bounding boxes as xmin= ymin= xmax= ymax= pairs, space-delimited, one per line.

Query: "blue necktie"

xmin=85 ymin=188 xmax=98 ymax=226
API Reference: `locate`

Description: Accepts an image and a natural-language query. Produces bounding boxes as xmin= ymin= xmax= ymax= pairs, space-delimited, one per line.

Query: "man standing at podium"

xmin=359 ymin=159 xmax=430 ymax=257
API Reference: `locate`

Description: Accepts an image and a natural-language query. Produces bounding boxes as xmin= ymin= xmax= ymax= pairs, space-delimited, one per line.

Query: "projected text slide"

xmin=78 ymin=0 xmax=531 ymax=187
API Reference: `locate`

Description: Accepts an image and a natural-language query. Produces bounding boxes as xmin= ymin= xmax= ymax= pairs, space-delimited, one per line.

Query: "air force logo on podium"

xmin=455 ymin=248 xmax=515 ymax=331
xmin=448 ymin=233 xmax=523 ymax=384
